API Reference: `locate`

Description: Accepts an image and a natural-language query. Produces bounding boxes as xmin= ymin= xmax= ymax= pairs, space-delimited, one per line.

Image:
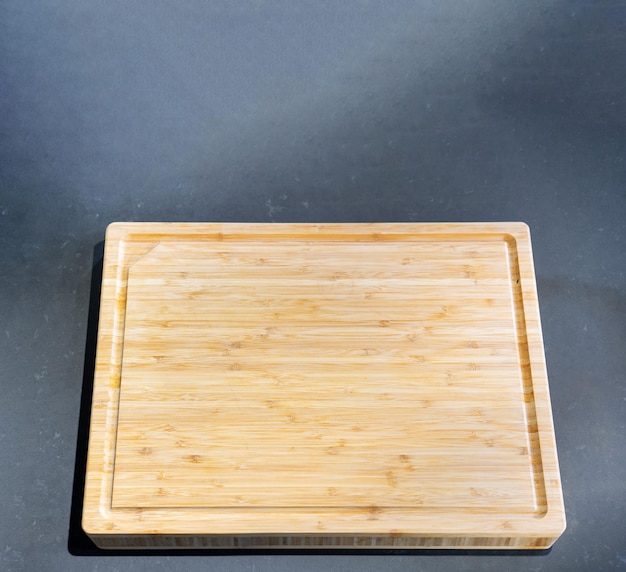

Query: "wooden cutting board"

xmin=83 ymin=222 xmax=565 ymax=549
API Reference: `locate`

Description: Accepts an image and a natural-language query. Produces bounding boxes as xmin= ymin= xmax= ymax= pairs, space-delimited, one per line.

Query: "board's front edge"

xmin=87 ymin=532 xmax=559 ymax=550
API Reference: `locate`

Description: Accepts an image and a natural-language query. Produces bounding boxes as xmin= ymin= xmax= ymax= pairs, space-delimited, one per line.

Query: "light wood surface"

xmin=83 ymin=222 xmax=565 ymax=549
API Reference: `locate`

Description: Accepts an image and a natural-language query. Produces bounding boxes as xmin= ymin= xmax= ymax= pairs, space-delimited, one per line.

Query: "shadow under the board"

xmin=67 ymin=241 xmax=104 ymax=557
xmin=66 ymin=241 xmax=552 ymax=558
xmin=71 ymin=546 xmax=552 ymax=557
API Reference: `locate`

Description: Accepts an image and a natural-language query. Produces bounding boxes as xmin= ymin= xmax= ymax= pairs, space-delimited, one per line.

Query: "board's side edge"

xmin=506 ymin=225 xmax=566 ymax=538
xmin=82 ymin=227 xmax=128 ymax=537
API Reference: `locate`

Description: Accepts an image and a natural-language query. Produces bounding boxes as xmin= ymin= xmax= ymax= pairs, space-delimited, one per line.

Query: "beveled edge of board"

xmin=82 ymin=222 xmax=566 ymax=549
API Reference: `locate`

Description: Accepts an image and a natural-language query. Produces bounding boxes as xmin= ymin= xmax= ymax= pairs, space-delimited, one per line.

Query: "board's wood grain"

xmin=82 ymin=223 xmax=565 ymax=549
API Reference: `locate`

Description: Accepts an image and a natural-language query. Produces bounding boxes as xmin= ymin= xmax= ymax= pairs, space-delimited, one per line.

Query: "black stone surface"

xmin=1 ymin=1 xmax=624 ymax=570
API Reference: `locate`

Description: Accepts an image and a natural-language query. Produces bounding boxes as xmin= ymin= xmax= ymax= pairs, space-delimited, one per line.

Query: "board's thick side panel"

xmin=89 ymin=533 xmax=558 ymax=550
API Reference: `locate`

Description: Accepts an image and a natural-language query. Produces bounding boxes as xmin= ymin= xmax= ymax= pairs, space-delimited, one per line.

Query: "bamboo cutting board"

xmin=83 ymin=222 xmax=565 ymax=549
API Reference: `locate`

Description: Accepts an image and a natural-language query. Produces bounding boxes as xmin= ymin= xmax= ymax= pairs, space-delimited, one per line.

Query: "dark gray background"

xmin=1 ymin=1 xmax=625 ymax=570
